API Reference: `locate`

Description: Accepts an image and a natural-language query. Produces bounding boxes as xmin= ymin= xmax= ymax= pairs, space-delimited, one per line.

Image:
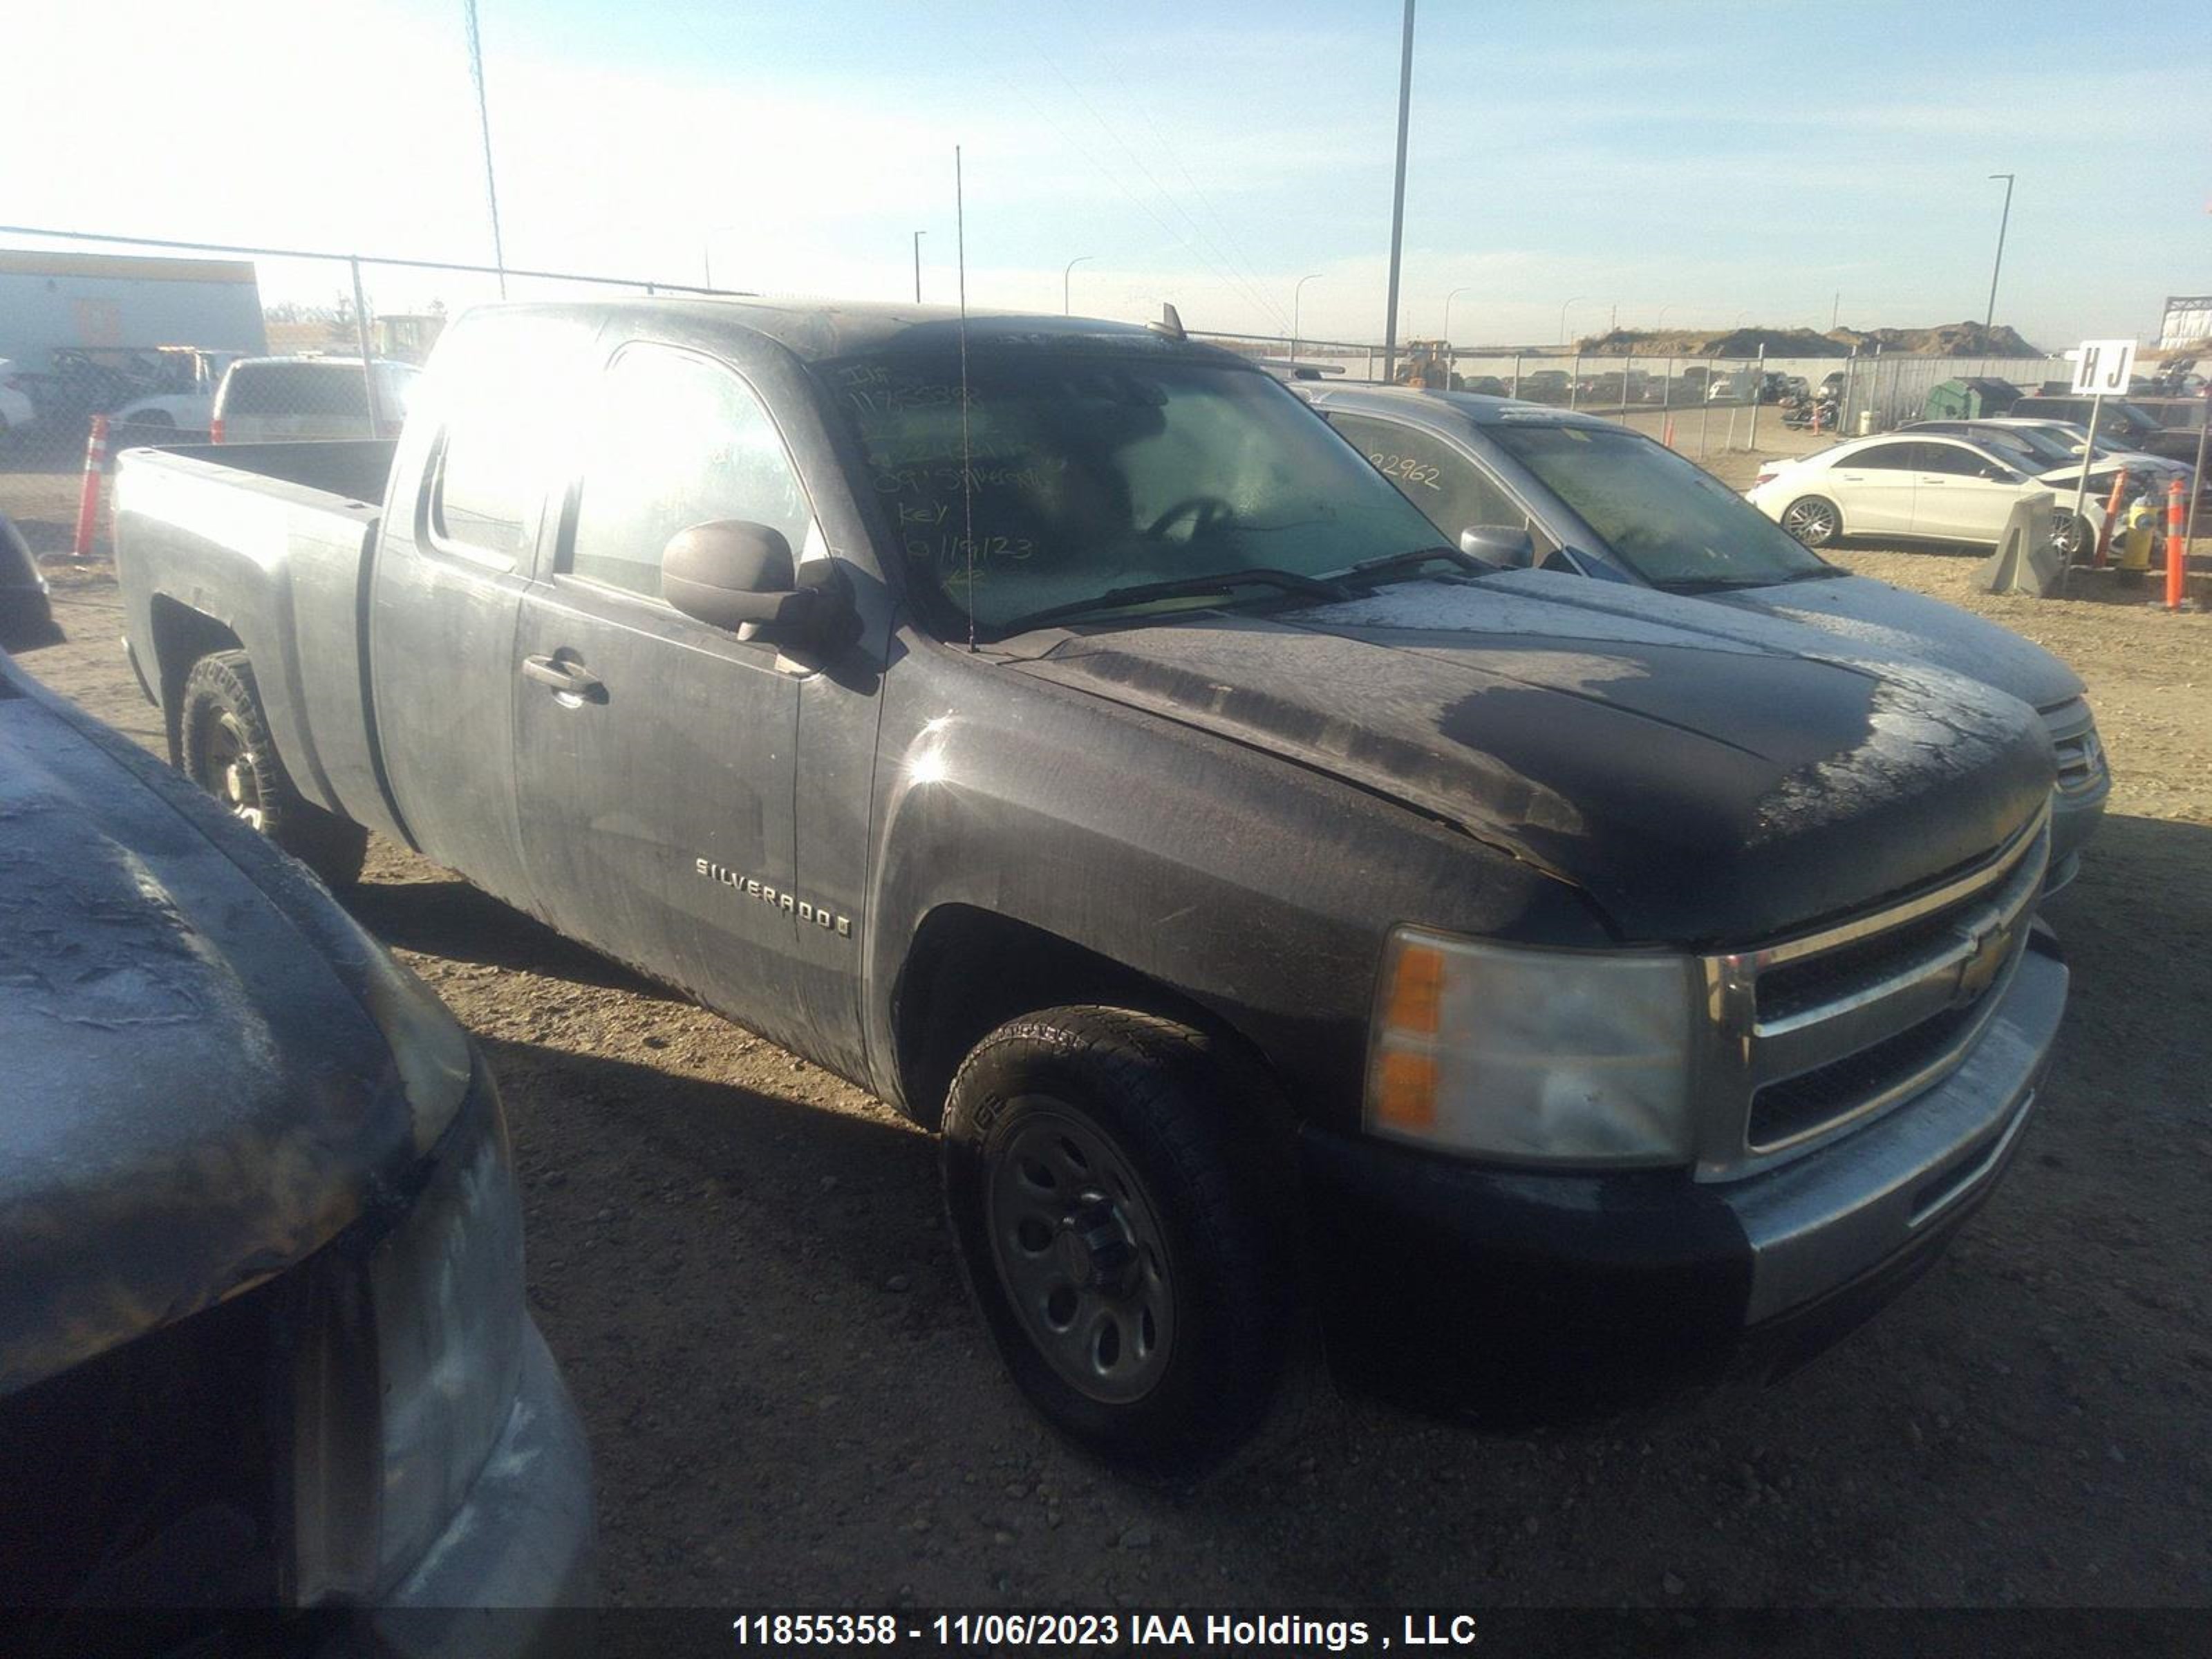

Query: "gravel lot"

xmin=16 ymin=507 xmax=2212 ymax=1613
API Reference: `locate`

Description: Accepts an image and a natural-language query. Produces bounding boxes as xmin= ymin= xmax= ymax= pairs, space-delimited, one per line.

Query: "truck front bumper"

xmin=1300 ymin=932 xmax=2067 ymax=1418
xmin=365 ymin=1322 xmax=599 ymax=1659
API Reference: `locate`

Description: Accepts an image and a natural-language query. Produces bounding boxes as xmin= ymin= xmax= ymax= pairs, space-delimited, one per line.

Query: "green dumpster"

xmin=1922 ymin=377 xmax=2021 ymax=420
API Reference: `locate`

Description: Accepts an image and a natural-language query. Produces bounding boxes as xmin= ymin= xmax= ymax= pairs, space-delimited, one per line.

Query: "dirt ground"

xmin=17 ymin=516 xmax=2212 ymax=1615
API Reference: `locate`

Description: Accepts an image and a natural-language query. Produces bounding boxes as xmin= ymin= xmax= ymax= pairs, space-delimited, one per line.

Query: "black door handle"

xmin=522 ymin=653 xmax=606 ymax=701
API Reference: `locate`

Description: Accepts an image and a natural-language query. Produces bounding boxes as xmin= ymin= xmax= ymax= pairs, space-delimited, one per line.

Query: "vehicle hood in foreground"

xmin=1011 ymin=570 xmax=2052 ymax=944
xmin=0 ymin=672 xmax=420 ymax=1397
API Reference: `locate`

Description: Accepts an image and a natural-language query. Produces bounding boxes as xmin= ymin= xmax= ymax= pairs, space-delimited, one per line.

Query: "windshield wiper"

xmin=992 ymin=567 xmax=1349 ymax=635
xmin=1335 ymin=545 xmax=1492 ymax=584
xmin=1656 ymin=573 xmax=1795 ymax=593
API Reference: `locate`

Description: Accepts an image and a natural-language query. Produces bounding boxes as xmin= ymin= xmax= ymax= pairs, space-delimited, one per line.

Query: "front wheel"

xmin=180 ymin=650 xmax=368 ymax=888
xmin=1781 ymin=494 xmax=1842 ymax=548
xmin=940 ymin=1006 xmax=1294 ymax=1472
xmin=2051 ymin=510 xmax=2092 ymax=563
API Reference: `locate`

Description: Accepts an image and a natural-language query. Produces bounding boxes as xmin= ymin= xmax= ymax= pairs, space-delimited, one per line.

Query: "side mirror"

xmin=662 ymin=521 xmax=857 ymax=653
xmin=1459 ymin=525 xmax=1535 ymax=568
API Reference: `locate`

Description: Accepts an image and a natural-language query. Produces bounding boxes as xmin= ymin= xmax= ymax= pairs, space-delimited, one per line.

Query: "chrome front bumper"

xmin=1731 ymin=933 xmax=2065 ymax=1323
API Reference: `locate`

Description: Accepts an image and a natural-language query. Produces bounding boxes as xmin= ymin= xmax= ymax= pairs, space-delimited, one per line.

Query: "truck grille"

xmin=1696 ymin=807 xmax=2048 ymax=1176
xmin=2043 ymin=699 xmax=2105 ymax=798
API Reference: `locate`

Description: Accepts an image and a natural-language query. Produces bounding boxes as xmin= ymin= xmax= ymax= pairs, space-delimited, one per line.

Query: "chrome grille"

xmin=1694 ymin=807 xmax=2049 ymax=1179
xmin=2043 ymin=699 xmax=2106 ymax=798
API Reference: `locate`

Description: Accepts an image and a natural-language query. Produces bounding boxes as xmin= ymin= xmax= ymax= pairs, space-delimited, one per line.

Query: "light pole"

xmin=1062 ymin=254 xmax=1093 ymax=316
xmin=1443 ymin=284 xmax=1474 ymax=346
xmin=912 ymin=230 xmax=925 ymax=303
xmin=702 ymin=222 xmax=742 ymax=291
xmin=463 ymin=0 xmax=505 ymax=297
xmin=1381 ymin=0 xmax=1416 ymax=382
xmin=1984 ymin=172 xmax=2015 ymax=335
xmin=1291 ymin=273 xmax=1322 ymax=367
xmin=1656 ymin=304 xmax=1674 ymax=331
xmin=1558 ymin=294 xmax=1586 ymax=345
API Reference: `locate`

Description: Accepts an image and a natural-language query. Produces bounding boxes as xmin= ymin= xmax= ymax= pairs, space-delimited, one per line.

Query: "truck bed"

xmin=111 ymin=440 xmax=406 ymax=843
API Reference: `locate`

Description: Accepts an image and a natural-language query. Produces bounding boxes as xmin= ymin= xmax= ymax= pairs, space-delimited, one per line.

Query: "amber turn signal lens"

xmin=1382 ymin=941 xmax=1445 ymax=1036
xmin=1372 ymin=1049 xmax=1438 ymax=1130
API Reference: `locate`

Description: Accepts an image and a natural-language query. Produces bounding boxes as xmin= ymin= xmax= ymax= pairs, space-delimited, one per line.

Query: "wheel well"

xmin=891 ymin=906 xmax=1268 ymax=1131
xmin=147 ymin=596 xmax=242 ymax=763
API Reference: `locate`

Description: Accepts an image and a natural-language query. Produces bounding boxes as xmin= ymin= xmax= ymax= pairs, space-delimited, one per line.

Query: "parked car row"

xmin=0 ymin=348 xmax=419 ymax=449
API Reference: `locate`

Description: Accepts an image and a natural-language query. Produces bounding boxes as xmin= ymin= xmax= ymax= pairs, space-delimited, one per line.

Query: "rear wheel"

xmin=1781 ymin=494 xmax=1841 ymax=548
xmin=2051 ymin=509 xmax=2092 ymax=563
xmin=180 ymin=650 xmax=368 ymax=888
xmin=940 ymin=1006 xmax=1294 ymax=1472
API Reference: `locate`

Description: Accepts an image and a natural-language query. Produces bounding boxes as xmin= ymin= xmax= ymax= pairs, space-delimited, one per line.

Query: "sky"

xmin=8 ymin=0 xmax=2206 ymax=350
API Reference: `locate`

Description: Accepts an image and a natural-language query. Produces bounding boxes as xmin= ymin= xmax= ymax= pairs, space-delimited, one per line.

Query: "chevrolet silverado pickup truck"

xmin=113 ymin=300 xmax=2070 ymax=1468
xmin=0 ymin=646 xmax=593 ymax=1652
xmin=1297 ymin=386 xmax=2110 ymax=887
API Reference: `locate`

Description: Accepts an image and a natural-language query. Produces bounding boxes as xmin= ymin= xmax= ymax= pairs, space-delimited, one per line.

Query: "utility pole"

xmin=912 ymin=230 xmax=925 ymax=303
xmin=1381 ymin=0 xmax=1415 ymax=382
xmin=1063 ymin=254 xmax=1093 ymax=316
xmin=462 ymin=0 xmax=506 ymax=297
xmin=1985 ymin=173 xmax=2015 ymax=335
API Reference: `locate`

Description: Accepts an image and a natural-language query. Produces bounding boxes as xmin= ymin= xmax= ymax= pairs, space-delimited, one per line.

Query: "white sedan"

xmin=0 ymin=359 xmax=35 ymax=444
xmin=1747 ymin=432 xmax=2105 ymax=559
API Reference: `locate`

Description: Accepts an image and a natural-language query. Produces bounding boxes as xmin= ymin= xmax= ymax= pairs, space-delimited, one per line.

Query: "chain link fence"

xmin=3 ymin=226 xmax=2081 ymax=557
xmin=1192 ymin=328 xmax=2072 ymax=465
xmin=1 ymin=229 xmax=738 ymax=559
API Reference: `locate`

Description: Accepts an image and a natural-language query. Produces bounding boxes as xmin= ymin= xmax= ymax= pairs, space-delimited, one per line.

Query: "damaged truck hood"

xmin=0 ymin=673 xmax=418 ymax=1398
xmin=1011 ymin=568 xmax=2052 ymax=944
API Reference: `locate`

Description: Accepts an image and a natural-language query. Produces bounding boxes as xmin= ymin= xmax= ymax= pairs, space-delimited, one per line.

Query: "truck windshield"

xmin=1483 ymin=420 xmax=1833 ymax=589
xmin=824 ymin=347 xmax=1442 ymax=637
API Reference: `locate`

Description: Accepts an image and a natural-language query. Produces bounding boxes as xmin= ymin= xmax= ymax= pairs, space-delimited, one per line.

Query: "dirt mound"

xmin=1575 ymin=321 xmax=2041 ymax=358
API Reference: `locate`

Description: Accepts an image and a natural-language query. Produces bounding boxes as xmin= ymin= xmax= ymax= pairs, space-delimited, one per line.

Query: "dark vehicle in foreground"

xmin=115 ymin=300 xmax=2068 ymax=1466
xmin=1299 ymin=386 xmax=2108 ymax=887
xmin=1 ymin=510 xmax=61 ymax=650
xmin=0 ymin=646 xmax=594 ymax=1649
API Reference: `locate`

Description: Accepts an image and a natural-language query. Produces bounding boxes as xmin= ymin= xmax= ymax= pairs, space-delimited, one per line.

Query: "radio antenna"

xmin=956 ymin=143 xmax=977 ymax=653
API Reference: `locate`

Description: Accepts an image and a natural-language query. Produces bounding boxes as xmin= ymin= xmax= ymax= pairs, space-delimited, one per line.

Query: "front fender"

xmin=860 ymin=637 xmax=1606 ymax=1132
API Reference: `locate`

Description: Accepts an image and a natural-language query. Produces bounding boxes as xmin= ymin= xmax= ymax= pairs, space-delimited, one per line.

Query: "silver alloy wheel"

xmin=1781 ymin=496 xmax=1839 ymax=547
xmin=198 ymin=710 xmax=267 ymax=832
xmin=984 ymin=1101 xmax=1176 ymax=1405
xmin=2052 ymin=512 xmax=2090 ymax=561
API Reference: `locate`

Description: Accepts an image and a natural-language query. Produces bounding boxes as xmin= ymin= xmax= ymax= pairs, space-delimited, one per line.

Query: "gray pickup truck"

xmin=115 ymin=300 xmax=2068 ymax=1468
xmin=1297 ymin=385 xmax=2110 ymax=888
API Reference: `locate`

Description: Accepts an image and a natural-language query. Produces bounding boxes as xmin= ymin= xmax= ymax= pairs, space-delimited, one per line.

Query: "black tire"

xmin=180 ymin=650 xmax=368 ymax=889
xmin=940 ymin=1006 xmax=1295 ymax=1472
xmin=1780 ymin=494 xmax=1842 ymax=548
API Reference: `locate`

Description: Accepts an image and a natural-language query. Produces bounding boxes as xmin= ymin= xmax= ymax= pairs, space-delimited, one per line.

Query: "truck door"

xmin=510 ymin=341 xmax=815 ymax=1046
xmin=367 ymin=314 xmax=588 ymax=913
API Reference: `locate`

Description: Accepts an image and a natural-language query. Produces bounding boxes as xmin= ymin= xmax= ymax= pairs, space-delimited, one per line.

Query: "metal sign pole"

xmin=2185 ymin=386 xmax=2211 ymax=561
xmin=349 ymin=256 xmax=379 ymax=437
xmin=2070 ymin=393 xmax=2103 ymax=559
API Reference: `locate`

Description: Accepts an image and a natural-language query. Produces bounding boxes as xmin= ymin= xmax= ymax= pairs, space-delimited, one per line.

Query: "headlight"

xmin=346 ymin=926 xmax=474 ymax=1155
xmin=368 ymin=1069 xmax=525 ymax=1591
xmin=1365 ymin=926 xmax=1697 ymax=1165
